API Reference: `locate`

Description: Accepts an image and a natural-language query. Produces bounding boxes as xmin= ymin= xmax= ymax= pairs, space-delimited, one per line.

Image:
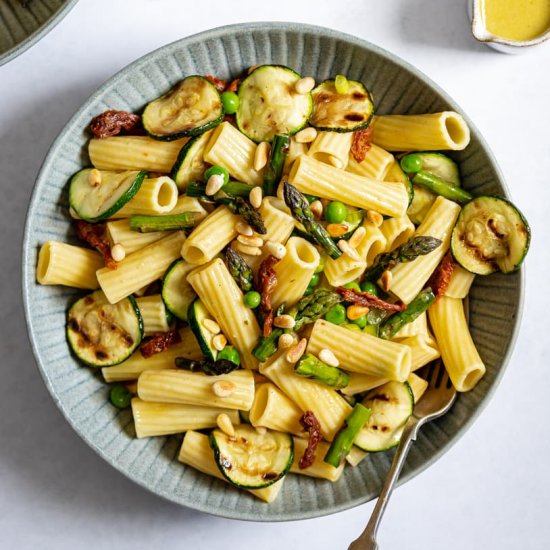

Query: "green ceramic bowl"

xmin=22 ymin=22 xmax=523 ymax=521
xmin=0 ymin=0 xmax=78 ymax=66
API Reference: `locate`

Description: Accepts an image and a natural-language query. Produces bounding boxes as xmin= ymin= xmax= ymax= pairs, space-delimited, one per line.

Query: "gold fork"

xmin=348 ymin=361 xmax=457 ymax=550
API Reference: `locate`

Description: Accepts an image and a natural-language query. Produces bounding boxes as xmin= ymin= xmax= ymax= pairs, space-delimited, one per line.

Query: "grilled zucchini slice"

xmin=310 ymin=79 xmax=374 ymax=132
xmin=69 ymin=169 xmax=145 ymax=222
xmin=353 ymin=381 xmax=414 ymax=452
xmin=67 ymin=290 xmax=143 ymax=367
xmin=187 ymin=299 xmax=218 ymax=360
xmin=210 ymin=425 xmax=293 ymax=489
xmin=170 ymin=129 xmax=214 ymax=191
xmin=236 ymin=65 xmax=313 ymax=142
xmin=143 ymin=75 xmax=223 ymax=141
xmin=161 ymin=259 xmax=196 ymax=321
xmin=451 ymin=196 xmax=530 ymax=274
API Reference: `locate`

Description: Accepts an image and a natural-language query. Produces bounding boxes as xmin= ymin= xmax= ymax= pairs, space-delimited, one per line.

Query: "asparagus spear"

xmin=129 ymin=212 xmax=200 ymax=233
xmin=186 ymin=180 xmax=252 ymax=202
xmin=283 ymin=181 xmax=342 ymax=259
xmin=263 ymin=134 xmax=290 ymax=196
xmin=413 ymin=171 xmax=472 ymax=204
xmin=174 ymin=357 xmax=240 ymax=376
xmin=378 ymin=288 xmax=436 ymax=340
xmin=253 ymin=289 xmax=342 ymax=361
xmin=225 ymin=247 xmax=254 ymax=292
xmin=324 ymin=403 xmax=372 ymax=467
xmin=363 ymin=235 xmax=442 ymax=282
xmin=295 ymin=353 xmax=349 ymax=388
xmin=232 ymin=197 xmax=267 ymax=234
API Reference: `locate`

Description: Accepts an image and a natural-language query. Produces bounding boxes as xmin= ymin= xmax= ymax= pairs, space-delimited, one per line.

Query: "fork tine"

xmin=427 ymin=360 xmax=443 ymax=389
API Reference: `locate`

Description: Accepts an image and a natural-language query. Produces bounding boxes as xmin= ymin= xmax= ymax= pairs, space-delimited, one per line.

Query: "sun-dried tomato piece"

xmin=225 ymin=78 xmax=241 ymax=93
xmin=205 ymin=74 xmax=227 ymax=93
xmin=140 ymin=330 xmax=181 ymax=358
xmin=428 ymin=252 xmax=456 ymax=300
xmin=73 ymin=220 xmax=116 ymax=269
xmin=351 ymin=127 xmax=373 ymax=163
xmin=90 ymin=110 xmax=141 ymax=139
xmin=336 ymin=286 xmax=405 ymax=312
xmin=257 ymin=255 xmax=279 ymax=337
xmin=299 ymin=411 xmax=322 ymax=469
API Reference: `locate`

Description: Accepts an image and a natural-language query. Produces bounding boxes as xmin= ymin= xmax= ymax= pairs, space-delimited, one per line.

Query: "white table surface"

xmin=1 ymin=1 xmax=549 ymax=548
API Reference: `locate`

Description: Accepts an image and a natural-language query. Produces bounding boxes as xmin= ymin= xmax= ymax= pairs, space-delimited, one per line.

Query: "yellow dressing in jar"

xmin=483 ymin=0 xmax=550 ymax=41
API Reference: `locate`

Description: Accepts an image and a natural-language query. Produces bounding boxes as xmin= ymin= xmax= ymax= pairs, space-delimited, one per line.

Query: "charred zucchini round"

xmin=451 ymin=196 xmax=530 ymax=275
xmin=310 ymin=78 xmax=374 ymax=132
xmin=143 ymin=75 xmax=223 ymax=141
xmin=170 ymin=129 xmax=214 ymax=191
xmin=67 ymin=290 xmax=143 ymax=367
xmin=236 ymin=65 xmax=313 ymax=142
xmin=210 ymin=425 xmax=293 ymax=489
xmin=69 ymin=169 xmax=146 ymax=222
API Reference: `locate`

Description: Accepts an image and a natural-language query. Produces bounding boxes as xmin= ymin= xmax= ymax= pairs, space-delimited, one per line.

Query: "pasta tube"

xmin=407 ymin=372 xmax=429 ymax=403
xmin=132 ymin=398 xmax=240 ymax=438
xmin=36 ymin=241 xmax=103 ymax=289
xmin=386 ymin=196 xmax=461 ymax=304
xmin=259 ymin=197 xmax=296 ymax=244
xmin=137 ymin=369 xmax=255 ymax=410
xmin=445 ymin=265 xmax=476 ymax=299
xmin=380 ymin=215 xmax=416 ymax=253
xmin=135 ymin=294 xmax=172 ymax=335
xmin=187 ymin=258 xmax=261 ymax=370
xmin=178 ymin=431 xmax=284 ymax=503
xmin=290 ymin=438 xmax=345 ymax=481
xmin=114 ymin=176 xmax=178 ymax=217
xmin=288 ymin=154 xmax=409 ymax=217
xmin=259 ymin=353 xmax=352 ymax=441
xmin=372 ymin=112 xmax=470 ymax=151
xmin=89 ymin=136 xmax=188 ymax=172
xmin=181 ymin=206 xmax=239 ymax=265
xmin=106 ymin=219 xmax=166 ymax=254
xmin=399 ymin=334 xmax=440 ymax=371
xmin=307 ymin=320 xmax=412 ymax=381
xmin=428 ymin=296 xmax=486 ymax=391
xmin=101 ymin=326 xmax=202 ymax=383
xmin=96 ymin=231 xmax=186 ymax=304
xmin=346 ymin=144 xmax=394 ymax=180
xmin=204 ymin=121 xmax=263 ymax=185
xmin=307 ymin=131 xmax=353 ymax=169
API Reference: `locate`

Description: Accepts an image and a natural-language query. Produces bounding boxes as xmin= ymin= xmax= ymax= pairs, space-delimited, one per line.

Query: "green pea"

xmin=352 ymin=315 xmax=368 ymax=329
xmin=335 ymin=74 xmax=350 ymax=94
xmin=109 ymin=385 xmax=132 ymax=409
xmin=243 ymin=290 xmax=261 ymax=309
xmin=204 ymin=165 xmax=229 ymax=185
xmin=221 ymin=91 xmax=239 ymax=114
xmin=325 ymin=201 xmax=348 ymax=224
xmin=360 ymin=280 xmax=379 ymax=296
xmin=400 ymin=154 xmax=422 ymax=174
xmin=304 ymin=193 xmax=319 ymax=204
xmin=217 ymin=346 xmax=241 ymax=366
xmin=325 ymin=304 xmax=347 ymax=325
xmin=343 ymin=281 xmax=361 ymax=292
xmin=343 ymin=323 xmax=361 ymax=332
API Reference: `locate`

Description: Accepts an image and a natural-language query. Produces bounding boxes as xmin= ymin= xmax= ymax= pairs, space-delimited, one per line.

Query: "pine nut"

xmin=338 ymin=240 xmax=361 ymax=261
xmin=264 ymin=240 xmax=286 ymax=259
xmin=366 ymin=210 xmax=383 ymax=227
xmin=294 ymin=76 xmax=315 ymax=94
xmin=273 ymin=314 xmax=296 ymax=329
xmin=286 ymin=338 xmax=307 ymax=364
xmin=237 ymin=234 xmax=264 ymax=247
xmin=278 ymin=333 xmax=295 ymax=350
xmin=236 ymin=221 xmax=254 ymax=236
xmin=327 ymin=223 xmax=349 ymax=237
xmin=202 ymin=319 xmax=221 ymax=334
xmin=380 ymin=270 xmax=392 ymax=292
xmin=216 ymin=413 xmax=235 ymax=437
xmin=88 ymin=168 xmax=102 ymax=187
xmin=249 ymin=186 xmax=263 ymax=209
xmin=348 ymin=226 xmax=367 ymax=248
xmin=294 ymin=127 xmax=318 ymax=144
xmin=346 ymin=304 xmax=370 ymax=320
xmin=212 ymin=333 xmax=227 ymax=351
xmin=205 ymin=174 xmax=225 ymax=196
xmin=233 ymin=241 xmax=262 ymax=256
xmin=110 ymin=243 xmax=126 ymax=262
xmin=212 ymin=380 xmax=236 ymax=397
xmin=310 ymin=200 xmax=323 ymax=219
xmin=254 ymin=141 xmax=270 ymax=171
xmin=319 ymin=348 xmax=340 ymax=367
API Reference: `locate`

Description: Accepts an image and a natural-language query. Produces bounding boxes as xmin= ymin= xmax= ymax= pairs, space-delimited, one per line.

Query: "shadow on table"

xmin=397 ymin=0 xmax=487 ymax=52
xmin=0 ymin=81 xmax=205 ymax=534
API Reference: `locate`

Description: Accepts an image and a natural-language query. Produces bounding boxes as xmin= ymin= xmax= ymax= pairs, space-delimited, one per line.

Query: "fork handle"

xmin=348 ymin=417 xmax=420 ymax=550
